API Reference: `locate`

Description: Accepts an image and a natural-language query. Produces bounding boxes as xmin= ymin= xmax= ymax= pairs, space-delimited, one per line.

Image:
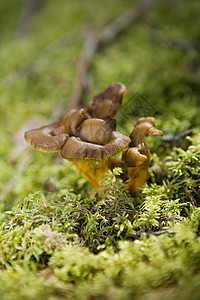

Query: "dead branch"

xmin=3 ymin=110 xmax=64 ymax=202
xmin=68 ymin=0 xmax=157 ymax=110
xmin=133 ymin=229 xmax=174 ymax=238
xmin=163 ymin=129 xmax=193 ymax=146
xmin=97 ymin=0 xmax=155 ymax=49
xmin=68 ymin=31 xmax=97 ymax=110
xmin=0 ymin=153 xmax=31 ymax=202
xmin=0 ymin=27 xmax=83 ymax=87
xmin=16 ymin=0 xmax=44 ymax=38
xmin=146 ymin=25 xmax=200 ymax=52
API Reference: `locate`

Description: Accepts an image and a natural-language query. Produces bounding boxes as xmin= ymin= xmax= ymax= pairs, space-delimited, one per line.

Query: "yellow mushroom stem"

xmin=123 ymin=144 xmax=150 ymax=196
xmin=72 ymin=159 xmax=109 ymax=189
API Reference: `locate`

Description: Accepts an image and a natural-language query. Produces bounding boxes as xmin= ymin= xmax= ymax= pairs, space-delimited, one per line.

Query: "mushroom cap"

xmin=86 ymin=82 xmax=127 ymax=119
xmin=122 ymin=144 xmax=149 ymax=168
xmin=61 ymin=108 xmax=88 ymax=135
xmin=24 ymin=108 xmax=88 ymax=153
xmin=24 ymin=121 xmax=69 ymax=152
xmin=24 ymin=83 xmax=129 ymax=156
xmin=134 ymin=117 xmax=156 ymax=127
xmin=130 ymin=117 xmax=163 ymax=146
xmin=60 ymin=131 xmax=131 ymax=160
xmin=78 ymin=118 xmax=112 ymax=145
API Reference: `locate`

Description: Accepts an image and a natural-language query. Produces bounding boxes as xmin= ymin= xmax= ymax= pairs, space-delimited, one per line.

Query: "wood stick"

xmin=0 ymin=27 xmax=83 ymax=87
xmin=147 ymin=27 xmax=200 ymax=52
xmin=68 ymin=0 xmax=156 ymax=110
xmin=132 ymin=229 xmax=174 ymax=238
xmin=16 ymin=0 xmax=43 ymax=38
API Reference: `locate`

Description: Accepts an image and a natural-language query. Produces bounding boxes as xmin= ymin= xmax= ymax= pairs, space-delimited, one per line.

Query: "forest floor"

xmin=0 ymin=1 xmax=200 ymax=299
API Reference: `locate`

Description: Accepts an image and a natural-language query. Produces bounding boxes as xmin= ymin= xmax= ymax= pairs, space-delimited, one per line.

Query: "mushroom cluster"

xmin=25 ymin=83 xmax=163 ymax=195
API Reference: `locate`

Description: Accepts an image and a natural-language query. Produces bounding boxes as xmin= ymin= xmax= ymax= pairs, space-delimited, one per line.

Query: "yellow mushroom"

xmin=123 ymin=117 xmax=163 ymax=196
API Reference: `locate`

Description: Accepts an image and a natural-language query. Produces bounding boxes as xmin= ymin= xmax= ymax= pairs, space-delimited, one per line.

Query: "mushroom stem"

xmin=123 ymin=144 xmax=150 ymax=196
xmin=72 ymin=159 xmax=109 ymax=189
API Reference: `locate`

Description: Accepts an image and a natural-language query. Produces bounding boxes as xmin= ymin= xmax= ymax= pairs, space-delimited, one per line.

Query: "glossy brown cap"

xmin=61 ymin=108 xmax=88 ymax=135
xmin=86 ymin=82 xmax=127 ymax=119
xmin=24 ymin=83 xmax=129 ymax=155
xmin=123 ymin=144 xmax=149 ymax=167
xmin=24 ymin=108 xmax=88 ymax=152
xmin=130 ymin=117 xmax=163 ymax=146
xmin=78 ymin=118 xmax=112 ymax=145
xmin=24 ymin=121 xmax=69 ymax=152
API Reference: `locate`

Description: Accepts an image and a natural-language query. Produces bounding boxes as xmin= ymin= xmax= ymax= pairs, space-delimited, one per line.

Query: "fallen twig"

xmin=0 ymin=27 xmax=83 ymax=87
xmin=68 ymin=31 xmax=97 ymax=110
xmin=163 ymin=129 xmax=193 ymax=145
xmin=146 ymin=24 xmax=200 ymax=52
xmin=16 ymin=0 xmax=44 ymax=38
xmin=68 ymin=0 xmax=157 ymax=110
xmin=2 ymin=110 xmax=64 ymax=202
xmin=133 ymin=229 xmax=174 ymax=238
xmin=97 ymin=0 xmax=155 ymax=49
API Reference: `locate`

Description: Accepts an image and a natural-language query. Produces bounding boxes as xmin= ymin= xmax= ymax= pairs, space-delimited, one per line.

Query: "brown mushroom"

xmin=123 ymin=117 xmax=163 ymax=196
xmin=24 ymin=83 xmax=129 ymax=189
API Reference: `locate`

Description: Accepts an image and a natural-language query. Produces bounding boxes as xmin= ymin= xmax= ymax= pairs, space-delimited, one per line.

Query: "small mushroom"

xmin=123 ymin=117 xmax=163 ymax=196
xmin=24 ymin=83 xmax=164 ymax=195
xmin=61 ymin=108 xmax=88 ymax=136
